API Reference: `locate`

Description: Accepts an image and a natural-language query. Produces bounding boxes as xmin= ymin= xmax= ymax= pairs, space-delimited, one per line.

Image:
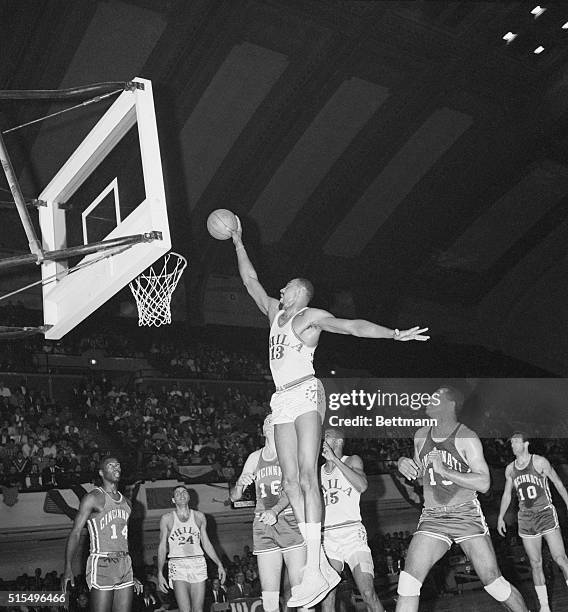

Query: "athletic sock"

xmin=305 ymin=522 xmax=322 ymax=571
xmin=535 ymin=584 xmax=548 ymax=607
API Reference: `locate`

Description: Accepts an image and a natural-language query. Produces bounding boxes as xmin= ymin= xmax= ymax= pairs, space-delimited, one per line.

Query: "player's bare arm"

xmin=259 ymin=489 xmax=290 ymax=526
xmin=298 ymin=309 xmax=429 ymax=344
xmin=230 ymin=449 xmax=260 ymax=502
xmin=397 ymin=427 xmax=428 ymax=481
xmin=497 ymin=463 xmax=514 ymax=536
xmin=157 ymin=512 xmax=173 ymax=593
xmin=536 ymin=455 xmax=568 ymax=509
xmin=63 ymin=490 xmax=102 ymax=590
xmin=322 ymin=443 xmax=368 ymax=493
xmin=230 ymin=217 xmax=279 ymax=320
xmin=430 ymin=431 xmax=490 ymax=493
xmin=196 ymin=511 xmax=226 ymax=584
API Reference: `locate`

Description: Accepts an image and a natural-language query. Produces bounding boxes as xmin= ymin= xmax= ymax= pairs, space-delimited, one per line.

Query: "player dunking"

xmin=231 ymin=414 xmax=309 ymax=612
xmin=231 ymin=218 xmax=428 ymax=607
xmin=62 ymin=457 xmax=142 ymax=612
xmin=396 ymin=387 xmax=529 ymax=612
xmin=498 ymin=432 xmax=568 ymax=612
xmin=157 ymin=485 xmax=226 ymax=612
xmin=320 ymin=428 xmax=385 ymax=612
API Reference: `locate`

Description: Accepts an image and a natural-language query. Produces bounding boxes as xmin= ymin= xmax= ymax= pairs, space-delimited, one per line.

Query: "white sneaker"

xmin=287 ymin=568 xmax=328 ymax=608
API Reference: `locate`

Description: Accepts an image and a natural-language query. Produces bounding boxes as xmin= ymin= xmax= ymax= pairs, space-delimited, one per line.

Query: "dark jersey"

xmin=510 ymin=455 xmax=552 ymax=511
xmin=254 ymin=448 xmax=282 ymax=512
xmin=87 ymin=487 xmax=130 ymax=553
xmin=418 ymin=424 xmax=477 ymax=508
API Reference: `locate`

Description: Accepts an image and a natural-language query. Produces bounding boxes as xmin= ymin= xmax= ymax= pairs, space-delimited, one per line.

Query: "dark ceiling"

xmin=2 ymin=0 xmax=568 ymax=374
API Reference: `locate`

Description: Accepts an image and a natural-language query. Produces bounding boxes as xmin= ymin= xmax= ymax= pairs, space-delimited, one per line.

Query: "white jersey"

xmin=321 ymin=456 xmax=362 ymax=529
xmin=269 ymin=308 xmax=315 ymax=387
xmin=168 ymin=510 xmax=204 ymax=558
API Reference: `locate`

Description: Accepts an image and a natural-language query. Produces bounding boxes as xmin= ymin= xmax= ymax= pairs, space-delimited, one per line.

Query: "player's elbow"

xmin=479 ymin=476 xmax=491 ymax=494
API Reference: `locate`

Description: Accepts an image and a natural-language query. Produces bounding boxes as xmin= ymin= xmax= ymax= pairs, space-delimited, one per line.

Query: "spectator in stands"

xmin=207 ymin=577 xmax=228 ymax=604
xmin=41 ymin=457 xmax=61 ymax=488
xmin=227 ymin=571 xmax=252 ymax=600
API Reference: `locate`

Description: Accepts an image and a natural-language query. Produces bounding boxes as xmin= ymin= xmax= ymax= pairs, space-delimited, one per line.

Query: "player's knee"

xmin=281 ymin=476 xmax=301 ymax=498
xmin=397 ymin=571 xmax=422 ymax=597
xmin=483 ymin=576 xmax=512 ymax=602
xmin=528 ymin=557 xmax=543 ymax=570
xmin=552 ymin=553 xmax=568 ymax=567
xmin=298 ymin=470 xmax=318 ymax=493
xmin=262 ymin=591 xmax=280 ymax=612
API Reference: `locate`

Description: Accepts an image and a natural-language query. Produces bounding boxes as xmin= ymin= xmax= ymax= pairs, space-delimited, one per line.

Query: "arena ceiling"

xmin=2 ymin=0 xmax=568 ymax=373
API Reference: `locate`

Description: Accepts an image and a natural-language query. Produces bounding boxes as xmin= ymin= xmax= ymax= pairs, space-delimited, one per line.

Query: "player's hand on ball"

xmin=258 ymin=509 xmax=277 ymax=526
xmin=231 ymin=215 xmax=242 ymax=244
xmin=395 ymin=326 xmax=430 ymax=342
xmin=497 ymin=517 xmax=507 ymax=537
xmin=158 ymin=573 xmax=169 ymax=593
xmin=398 ymin=457 xmax=420 ymax=480
xmin=237 ymin=472 xmax=255 ymax=487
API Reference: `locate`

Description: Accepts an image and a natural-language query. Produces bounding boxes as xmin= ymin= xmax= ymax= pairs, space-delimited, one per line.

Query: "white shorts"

xmin=168 ymin=556 xmax=207 ymax=586
xmin=270 ymin=378 xmax=325 ymax=425
xmin=323 ymin=522 xmax=374 ymax=575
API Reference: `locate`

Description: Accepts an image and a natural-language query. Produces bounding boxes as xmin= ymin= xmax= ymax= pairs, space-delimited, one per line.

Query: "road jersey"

xmin=168 ymin=509 xmax=204 ymax=558
xmin=321 ymin=456 xmax=361 ymax=528
xmin=269 ymin=308 xmax=315 ymax=387
xmin=510 ymin=455 xmax=552 ymax=511
xmin=418 ymin=424 xmax=477 ymax=508
xmin=87 ymin=487 xmax=130 ymax=554
xmin=254 ymin=448 xmax=283 ymax=512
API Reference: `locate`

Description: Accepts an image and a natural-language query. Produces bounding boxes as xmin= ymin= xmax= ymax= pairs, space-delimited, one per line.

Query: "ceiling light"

xmin=534 ymin=46 xmax=545 ymax=54
xmin=502 ymin=31 xmax=518 ymax=44
xmin=531 ymin=6 xmax=547 ymax=18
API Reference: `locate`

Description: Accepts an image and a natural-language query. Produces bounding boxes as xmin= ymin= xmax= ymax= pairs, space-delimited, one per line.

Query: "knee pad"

xmin=397 ymin=571 xmax=422 ymax=597
xmin=484 ymin=576 xmax=511 ymax=602
xmin=262 ymin=591 xmax=280 ymax=612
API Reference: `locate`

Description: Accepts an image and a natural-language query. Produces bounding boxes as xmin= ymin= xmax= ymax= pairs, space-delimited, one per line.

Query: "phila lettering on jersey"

xmin=321 ymin=457 xmax=361 ymax=529
xmin=269 ymin=308 xmax=315 ymax=387
xmin=168 ymin=509 xmax=204 ymax=558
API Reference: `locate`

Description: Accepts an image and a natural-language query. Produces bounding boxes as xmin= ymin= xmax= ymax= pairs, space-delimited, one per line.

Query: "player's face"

xmin=510 ymin=436 xmax=525 ymax=456
xmin=425 ymin=388 xmax=452 ymax=418
xmin=323 ymin=430 xmax=342 ymax=452
xmin=279 ymin=280 xmax=299 ymax=307
xmin=173 ymin=487 xmax=189 ymax=505
xmin=101 ymin=460 xmax=121 ymax=483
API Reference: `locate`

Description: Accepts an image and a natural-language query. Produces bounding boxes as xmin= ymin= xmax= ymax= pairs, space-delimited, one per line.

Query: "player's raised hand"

xmin=237 ymin=471 xmax=255 ymax=487
xmin=321 ymin=441 xmax=338 ymax=463
xmin=395 ymin=327 xmax=430 ymax=342
xmin=497 ymin=516 xmax=507 ymax=537
xmin=231 ymin=215 xmax=242 ymax=245
xmin=398 ymin=457 xmax=420 ymax=480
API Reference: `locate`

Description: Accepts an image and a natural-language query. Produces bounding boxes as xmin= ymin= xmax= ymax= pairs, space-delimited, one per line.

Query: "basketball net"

xmin=129 ymin=252 xmax=187 ymax=326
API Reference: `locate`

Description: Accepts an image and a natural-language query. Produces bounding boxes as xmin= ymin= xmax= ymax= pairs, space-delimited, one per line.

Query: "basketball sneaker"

xmin=287 ymin=568 xmax=328 ymax=608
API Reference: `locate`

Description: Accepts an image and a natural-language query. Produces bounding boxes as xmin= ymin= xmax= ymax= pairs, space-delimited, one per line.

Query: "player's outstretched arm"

xmin=538 ymin=456 xmax=568 ymax=510
xmin=230 ymin=217 xmax=279 ymax=318
xmin=62 ymin=492 xmax=98 ymax=591
xmin=229 ymin=450 xmax=259 ymax=502
xmin=310 ymin=311 xmax=429 ymax=341
xmin=497 ymin=465 xmax=514 ymax=536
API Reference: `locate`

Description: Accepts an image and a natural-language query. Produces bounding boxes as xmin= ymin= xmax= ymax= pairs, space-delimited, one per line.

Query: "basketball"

xmin=207 ymin=209 xmax=238 ymax=240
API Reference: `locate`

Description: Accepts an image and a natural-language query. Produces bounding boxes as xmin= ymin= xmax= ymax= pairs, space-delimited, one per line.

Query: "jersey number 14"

xmin=110 ymin=524 xmax=128 ymax=539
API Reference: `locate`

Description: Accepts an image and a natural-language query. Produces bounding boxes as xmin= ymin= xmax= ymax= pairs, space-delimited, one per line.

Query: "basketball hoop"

xmin=129 ymin=252 xmax=187 ymax=326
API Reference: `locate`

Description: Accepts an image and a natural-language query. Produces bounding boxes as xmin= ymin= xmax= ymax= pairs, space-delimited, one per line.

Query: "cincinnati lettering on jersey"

xmin=257 ymin=464 xmax=281 ymax=479
xmin=421 ymin=449 xmax=469 ymax=474
xmin=514 ymin=473 xmax=545 ymax=489
xmin=99 ymin=507 xmax=129 ymax=530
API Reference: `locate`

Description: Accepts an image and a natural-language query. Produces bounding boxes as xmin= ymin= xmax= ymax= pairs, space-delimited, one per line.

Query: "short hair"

xmin=439 ymin=386 xmax=465 ymax=416
xmin=324 ymin=427 xmax=345 ymax=441
xmin=510 ymin=431 xmax=530 ymax=445
xmin=173 ymin=485 xmax=189 ymax=495
xmin=99 ymin=456 xmax=118 ymax=470
xmin=295 ymin=278 xmax=314 ymax=303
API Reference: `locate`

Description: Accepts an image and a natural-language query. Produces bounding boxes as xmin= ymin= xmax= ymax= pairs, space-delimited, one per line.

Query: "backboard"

xmin=38 ymin=78 xmax=171 ymax=339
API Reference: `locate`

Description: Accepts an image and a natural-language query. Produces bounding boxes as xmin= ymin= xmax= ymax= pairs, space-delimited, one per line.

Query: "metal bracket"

xmin=125 ymin=81 xmax=145 ymax=92
xmin=32 ymin=199 xmax=47 ymax=208
xmin=142 ymin=230 xmax=163 ymax=242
